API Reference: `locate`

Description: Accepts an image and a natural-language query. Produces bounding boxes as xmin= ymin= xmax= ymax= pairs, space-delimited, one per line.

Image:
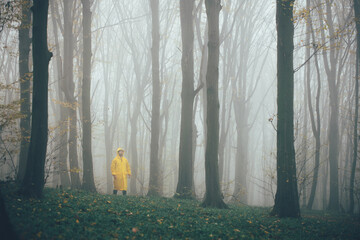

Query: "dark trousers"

xmin=113 ymin=190 xmax=126 ymax=195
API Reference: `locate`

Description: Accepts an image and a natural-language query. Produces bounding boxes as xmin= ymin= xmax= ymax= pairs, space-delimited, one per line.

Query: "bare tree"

xmin=271 ymin=0 xmax=300 ymax=218
xmin=81 ymin=0 xmax=96 ymax=192
xmin=20 ymin=0 xmax=52 ymax=198
xmin=62 ymin=0 xmax=80 ymax=189
xmin=229 ymin=1 xmax=268 ymax=204
xmin=49 ymin=0 xmax=71 ymax=188
xmin=349 ymin=0 xmax=360 ymax=214
xmin=17 ymin=0 xmax=32 ymax=183
xmin=148 ymin=0 xmax=161 ymax=197
xmin=114 ymin=0 xmax=152 ymax=195
xmin=176 ymin=0 xmax=198 ymax=199
xmin=201 ymin=0 xmax=227 ymax=209
xmin=306 ymin=7 xmax=322 ymax=210
xmin=316 ymin=0 xmax=351 ymax=211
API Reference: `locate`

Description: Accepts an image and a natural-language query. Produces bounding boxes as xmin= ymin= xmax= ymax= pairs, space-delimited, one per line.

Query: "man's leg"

xmin=113 ymin=190 xmax=117 ymax=195
xmin=122 ymin=190 xmax=127 ymax=196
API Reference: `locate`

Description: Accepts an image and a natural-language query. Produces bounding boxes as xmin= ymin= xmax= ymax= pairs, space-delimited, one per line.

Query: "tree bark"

xmin=300 ymin=6 xmax=310 ymax=206
xmin=147 ymin=0 xmax=161 ymax=197
xmin=201 ymin=0 xmax=227 ymax=209
xmin=306 ymin=13 xmax=322 ymax=210
xmin=320 ymin=2 xmax=339 ymax=212
xmin=81 ymin=0 xmax=96 ymax=192
xmin=271 ymin=0 xmax=300 ymax=218
xmin=20 ymin=0 xmax=52 ymax=198
xmin=63 ymin=0 xmax=81 ymax=189
xmin=349 ymin=0 xmax=360 ymax=214
xmin=17 ymin=0 xmax=32 ymax=183
xmin=176 ymin=0 xmax=196 ymax=199
xmin=50 ymin=0 xmax=71 ymax=189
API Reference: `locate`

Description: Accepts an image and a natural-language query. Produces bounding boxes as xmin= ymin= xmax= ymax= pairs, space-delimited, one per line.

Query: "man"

xmin=111 ymin=148 xmax=131 ymax=195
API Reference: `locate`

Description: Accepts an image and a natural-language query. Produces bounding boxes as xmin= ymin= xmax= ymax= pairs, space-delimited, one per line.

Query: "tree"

xmin=271 ymin=0 xmax=300 ymax=218
xmin=49 ymin=0 xmax=71 ymax=188
xmin=20 ymin=0 xmax=52 ymax=198
xmin=201 ymin=0 xmax=227 ymax=209
xmin=349 ymin=0 xmax=360 ymax=214
xmin=176 ymin=0 xmax=197 ymax=199
xmin=81 ymin=0 xmax=96 ymax=192
xmin=300 ymin=0 xmax=310 ymax=207
xmin=306 ymin=6 xmax=322 ymax=210
xmin=17 ymin=0 xmax=32 ymax=183
xmin=114 ymin=0 xmax=152 ymax=195
xmin=319 ymin=1 xmax=340 ymax=212
xmin=62 ymin=0 xmax=80 ymax=189
xmin=98 ymin=28 xmax=122 ymax=193
xmin=0 ymin=1 xmax=19 ymax=33
xmin=147 ymin=0 xmax=161 ymax=197
xmin=228 ymin=1 xmax=268 ymax=204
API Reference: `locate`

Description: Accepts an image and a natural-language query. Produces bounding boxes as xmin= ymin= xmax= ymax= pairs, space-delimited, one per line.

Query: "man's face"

xmin=118 ymin=150 xmax=124 ymax=156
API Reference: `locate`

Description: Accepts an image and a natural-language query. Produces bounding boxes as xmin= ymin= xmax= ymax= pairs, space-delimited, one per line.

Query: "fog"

xmin=0 ymin=0 xmax=359 ymax=214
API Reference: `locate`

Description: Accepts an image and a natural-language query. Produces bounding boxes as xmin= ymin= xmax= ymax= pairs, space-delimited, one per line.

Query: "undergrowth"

xmin=2 ymin=184 xmax=359 ymax=239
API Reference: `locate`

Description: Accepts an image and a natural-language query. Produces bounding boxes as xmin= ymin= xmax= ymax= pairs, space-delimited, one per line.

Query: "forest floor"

xmin=2 ymin=184 xmax=360 ymax=240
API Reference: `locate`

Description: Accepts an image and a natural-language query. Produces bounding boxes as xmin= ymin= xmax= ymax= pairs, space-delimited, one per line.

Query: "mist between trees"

xmin=0 ymin=0 xmax=359 ymax=215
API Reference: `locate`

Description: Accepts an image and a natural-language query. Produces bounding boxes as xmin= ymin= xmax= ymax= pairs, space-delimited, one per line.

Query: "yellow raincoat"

xmin=111 ymin=148 xmax=131 ymax=191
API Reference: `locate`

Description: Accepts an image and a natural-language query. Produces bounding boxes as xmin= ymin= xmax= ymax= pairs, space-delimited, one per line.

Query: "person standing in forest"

xmin=111 ymin=148 xmax=131 ymax=195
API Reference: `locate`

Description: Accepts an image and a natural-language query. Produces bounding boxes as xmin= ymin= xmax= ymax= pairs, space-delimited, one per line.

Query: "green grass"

xmin=2 ymin=184 xmax=360 ymax=239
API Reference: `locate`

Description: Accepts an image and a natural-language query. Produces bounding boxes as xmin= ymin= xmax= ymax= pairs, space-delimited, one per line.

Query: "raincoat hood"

xmin=116 ymin=147 xmax=125 ymax=155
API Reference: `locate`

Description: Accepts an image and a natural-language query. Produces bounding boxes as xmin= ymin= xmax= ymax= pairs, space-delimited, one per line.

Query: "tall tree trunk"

xmin=327 ymin=84 xmax=339 ymax=211
xmin=350 ymin=0 xmax=360 ymax=214
xmin=201 ymin=0 xmax=227 ymax=209
xmin=102 ymin=44 xmax=121 ymax=193
xmin=129 ymin=110 xmax=140 ymax=194
xmin=307 ymin=15 xmax=322 ymax=210
xmin=301 ymin=0 xmax=310 ymax=207
xmin=103 ymin=65 xmax=113 ymax=194
xmin=20 ymin=0 xmax=52 ymax=198
xmin=176 ymin=0 xmax=196 ymax=199
xmin=147 ymin=0 xmax=161 ymax=197
xmin=81 ymin=0 xmax=96 ymax=192
xmin=318 ymin=1 xmax=340 ymax=212
xmin=50 ymin=0 xmax=71 ymax=188
xmin=17 ymin=0 xmax=32 ymax=183
xmin=63 ymin=0 xmax=80 ymax=189
xmin=271 ymin=0 xmax=300 ymax=218
xmin=128 ymin=64 xmax=147 ymax=195
xmin=232 ymin=107 xmax=249 ymax=204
